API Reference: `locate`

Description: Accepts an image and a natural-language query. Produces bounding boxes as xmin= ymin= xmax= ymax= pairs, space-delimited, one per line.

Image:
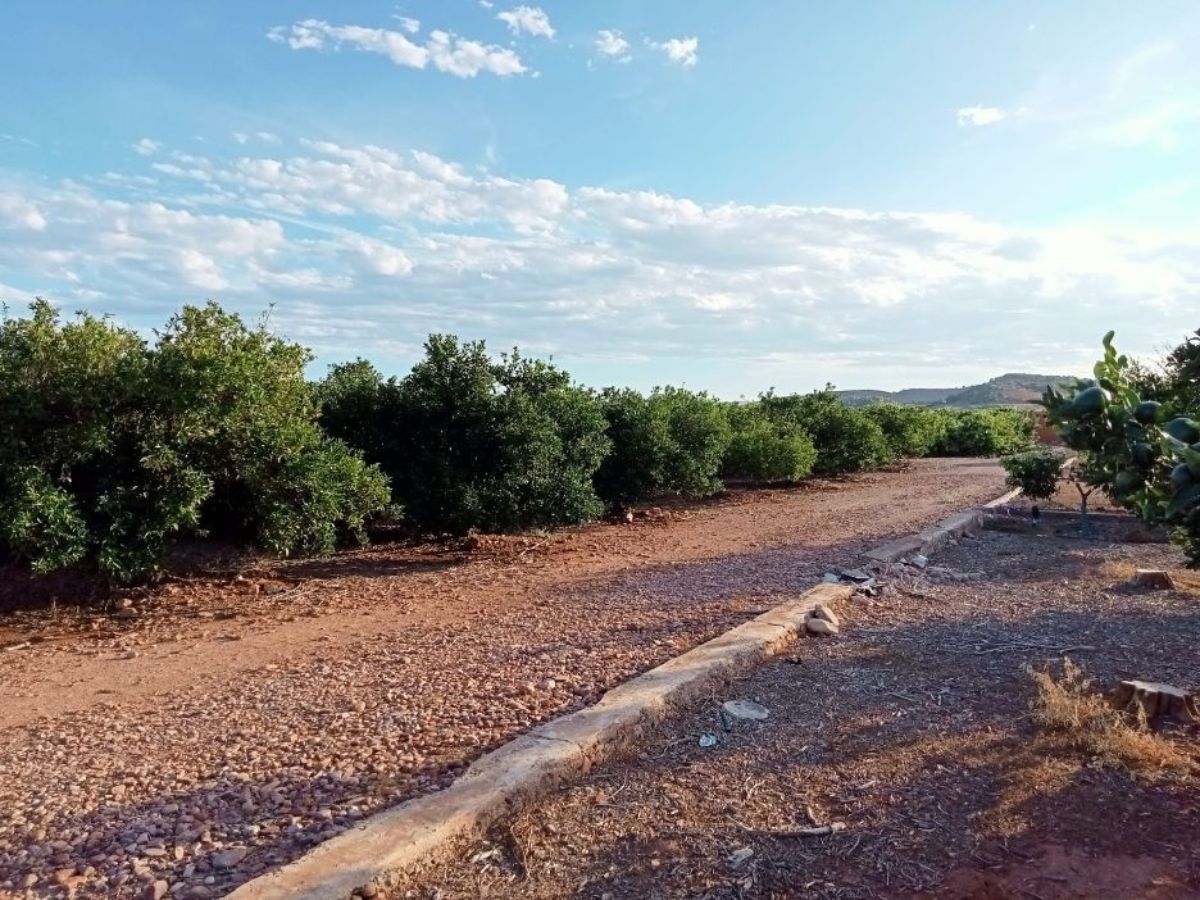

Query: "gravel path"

xmin=0 ymin=459 xmax=1005 ymax=898
xmin=405 ymin=519 xmax=1200 ymax=899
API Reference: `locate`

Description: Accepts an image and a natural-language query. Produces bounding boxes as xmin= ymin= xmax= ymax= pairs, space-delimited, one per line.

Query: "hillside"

xmin=838 ymin=373 xmax=1078 ymax=408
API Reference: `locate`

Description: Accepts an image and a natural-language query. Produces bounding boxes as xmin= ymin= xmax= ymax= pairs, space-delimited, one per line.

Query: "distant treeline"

xmin=0 ymin=301 xmax=1035 ymax=582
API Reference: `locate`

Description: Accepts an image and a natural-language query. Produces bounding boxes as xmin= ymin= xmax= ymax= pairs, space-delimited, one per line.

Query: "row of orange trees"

xmin=0 ymin=301 xmax=1035 ymax=582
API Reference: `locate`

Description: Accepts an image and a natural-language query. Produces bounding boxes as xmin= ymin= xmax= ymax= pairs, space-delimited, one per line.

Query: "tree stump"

xmin=1112 ymin=680 xmax=1199 ymax=723
xmin=1132 ymin=569 xmax=1176 ymax=591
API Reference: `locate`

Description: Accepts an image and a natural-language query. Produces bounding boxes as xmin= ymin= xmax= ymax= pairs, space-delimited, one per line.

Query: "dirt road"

xmin=0 ymin=459 xmax=1005 ymax=898
xmin=407 ymin=518 xmax=1200 ymax=898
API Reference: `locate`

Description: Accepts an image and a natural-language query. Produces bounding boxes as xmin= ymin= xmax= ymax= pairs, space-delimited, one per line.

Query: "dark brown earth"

xmin=400 ymin=518 xmax=1200 ymax=899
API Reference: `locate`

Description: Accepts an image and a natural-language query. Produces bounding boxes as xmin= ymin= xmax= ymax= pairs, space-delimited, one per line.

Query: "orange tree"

xmin=1042 ymin=331 xmax=1200 ymax=566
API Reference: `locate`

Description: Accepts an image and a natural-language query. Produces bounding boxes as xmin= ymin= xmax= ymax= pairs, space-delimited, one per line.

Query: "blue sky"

xmin=2 ymin=1 xmax=1199 ymax=394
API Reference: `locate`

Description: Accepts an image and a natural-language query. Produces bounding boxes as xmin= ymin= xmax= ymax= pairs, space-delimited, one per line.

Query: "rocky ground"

xmin=402 ymin=517 xmax=1200 ymax=899
xmin=0 ymin=459 xmax=1007 ymax=899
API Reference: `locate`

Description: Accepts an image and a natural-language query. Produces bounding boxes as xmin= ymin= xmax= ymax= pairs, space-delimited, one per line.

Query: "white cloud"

xmin=651 ymin=36 xmax=699 ymax=68
xmin=396 ymin=16 xmax=420 ymax=35
xmin=595 ymin=30 xmax=630 ymax=62
xmin=425 ymin=29 xmax=527 ymax=78
xmin=497 ymin=6 xmax=554 ymax=39
xmin=341 ymin=234 xmax=414 ymax=276
xmin=956 ymin=106 xmax=1006 ymax=127
xmin=134 ymin=138 xmax=162 ymax=156
xmin=5 ymin=139 xmax=1198 ymax=391
xmin=0 ymin=133 xmax=39 ymax=148
xmin=234 ymin=131 xmax=282 ymax=145
xmin=127 ymin=140 xmax=570 ymax=233
xmin=268 ymin=19 xmax=525 ymax=78
xmin=0 ymin=193 xmax=48 ymax=231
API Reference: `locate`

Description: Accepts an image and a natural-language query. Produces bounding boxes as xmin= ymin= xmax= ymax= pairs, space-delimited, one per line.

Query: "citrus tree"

xmin=1000 ymin=448 xmax=1064 ymax=501
xmin=0 ymin=300 xmax=391 ymax=582
xmin=1042 ymin=331 xmax=1200 ymax=565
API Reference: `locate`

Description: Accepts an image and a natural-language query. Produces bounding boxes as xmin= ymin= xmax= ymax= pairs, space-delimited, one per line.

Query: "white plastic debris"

xmin=699 ymin=732 xmax=719 ymax=748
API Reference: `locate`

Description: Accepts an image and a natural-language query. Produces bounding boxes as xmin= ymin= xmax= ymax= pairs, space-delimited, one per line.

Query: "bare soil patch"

xmin=0 ymin=459 xmax=1005 ymax=898
xmin=403 ymin=517 xmax=1200 ymax=898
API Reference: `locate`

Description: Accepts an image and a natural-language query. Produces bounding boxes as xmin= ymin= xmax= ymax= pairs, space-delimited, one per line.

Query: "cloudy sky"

xmin=2 ymin=1 xmax=1199 ymax=395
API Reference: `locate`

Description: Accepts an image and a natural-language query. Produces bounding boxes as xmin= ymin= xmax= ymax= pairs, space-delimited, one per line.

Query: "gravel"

xmin=400 ymin=519 xmax=1200 ymax=899
xmin=0 ymin=460 xmax=1007 ymax=898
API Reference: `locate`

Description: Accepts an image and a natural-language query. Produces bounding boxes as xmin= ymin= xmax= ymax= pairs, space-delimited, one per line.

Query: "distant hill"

xmin=837 ymin=373 xmax=1079 ymax=409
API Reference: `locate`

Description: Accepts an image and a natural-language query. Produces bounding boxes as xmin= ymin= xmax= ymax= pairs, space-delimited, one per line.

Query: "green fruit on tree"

xmin=1165 ymin=417 xmax=1200 ymax=444
xmin=1072 ymin=385 xmax=1109 ymax=415
xmin=1170 ymin=463 xmax=1196 ymax=494
xmin=1132 ymin=442 xmax=1157 ymax=468
xmin=1112 ymin=469 xmax=1144 ymax=495
xmin=1133 ymin=400 xmax=1163 ymax=425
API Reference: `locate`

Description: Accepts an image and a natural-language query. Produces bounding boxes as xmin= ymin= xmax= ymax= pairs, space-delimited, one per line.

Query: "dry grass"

xmin=1029 ymin=658 xmax=1192 ymax=774
xmin=1096 ymin=557 xmax=1200 ymax=593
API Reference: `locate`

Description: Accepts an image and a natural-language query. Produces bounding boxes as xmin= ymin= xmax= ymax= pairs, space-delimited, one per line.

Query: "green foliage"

xmin=861 ymin=402 xmax=944 ymax=458
xmin=722 ymin=404 xmax=817 ymax=483
xmin=0 ymin=300 xmax=390 ymax=582
xmin=1162 ymin=329 xmax=1200 ymax=411
xmin=930 ymin=408 xmax=1035 ymax=457
xmin=324 ymin=335 xmax=609 ymax=534
xmin=1130 ymin=329 xmax=1200 ymax=413
xmin=594 ymin=387 xmax=731 ymax=506
xmin=0 ymin=467 xmax=90 ymax=574
xmin=1001 ymin=449 xmax=1064 ymax=500
xmin=1044 ymin=331 xmax=1200 ymax=566
xmin=759 ymin=389 xmax=891 ymax=475
xmin=316 ymin=359 xmax=391 ymax=462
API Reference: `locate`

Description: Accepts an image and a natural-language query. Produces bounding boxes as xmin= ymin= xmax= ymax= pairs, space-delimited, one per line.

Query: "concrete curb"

xmin=229 ymin=583 xmax=852 ymax=900
xmin=861 ymin=486 xmax=1022 ymax=565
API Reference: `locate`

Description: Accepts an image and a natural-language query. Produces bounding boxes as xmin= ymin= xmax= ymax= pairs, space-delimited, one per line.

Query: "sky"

xmin=1 ymin=1 xmax=1199 ymax=396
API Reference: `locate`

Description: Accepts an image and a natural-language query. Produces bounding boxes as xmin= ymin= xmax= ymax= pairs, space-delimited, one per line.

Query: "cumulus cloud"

xmin=956 ymin=106 xmax=1006 ymax=127
xmin=268 ymin=19 xmax=525 ymax=78
xmin=4 ymin=138 xmax=1197 ymax=391
xmin=0 ymin=193 xmax=48 ymax=231
xmin=595 ymin=30 xmax=631 ymax=62
xmin=496 ymin=6 xmax=554 ymax=39
xmin=651 ymin=36 xmax=699 ymax=68
xmin=396 ymin=16 xmax=420 ymax=35
xmin=142 ymin=140 xmax=569 ymax=232
xmin=133 ymin=138 xmax=162 ymax=156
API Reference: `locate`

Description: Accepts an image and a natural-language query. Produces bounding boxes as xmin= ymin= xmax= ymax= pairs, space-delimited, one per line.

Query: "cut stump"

xmin=1132 ymin=569 xmax=1176 ymax=591
xmin=1112 ymin=680 xmax=1199 ymax=723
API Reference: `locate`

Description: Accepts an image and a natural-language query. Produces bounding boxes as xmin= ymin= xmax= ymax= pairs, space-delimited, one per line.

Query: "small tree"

xmin=1001 ymin=448 xmax=1063 ymax=501
xmin=1062 ymin=457 xmax=1102 ymax=535
xmin=1044 ymin=330 xmax=1200 ymax=560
